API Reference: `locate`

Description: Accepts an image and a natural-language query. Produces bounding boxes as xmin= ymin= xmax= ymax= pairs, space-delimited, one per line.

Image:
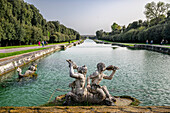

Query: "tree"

xmin=23 ymin=25 xmax=32 ymax=45
xmin=15 ymin=23 xmax=25 ymax=45
xmin=130 ymin=21 xmax=139 ymax=29
xmin=122 ymin=25 xmax=126 ymax=32
xmin=142 ymin=20 xmax=149 ymax=27
xmin=76 ymin=34 xmax=81 ymax=40
xmin=96 ymin=30 xmax=104 ymax=39
xmin=0 ymin=0 xmax=80 ymax=46
xmin=167 ymin=10 xmax=170 ymax=18
xmin=31 ymin=26 xmax=43 ymax=44
xmin=51 ymin=21 xmax=60 ymax=32
xmin=144 ymin=1 xmax=170 ymax=23
xmin=111 ymin=22 xmax=121 ymax=31
xmin=0 ymin=24 xmax=4 ymax=43
xmin=163 ymin=22 xmax=170 ymax=40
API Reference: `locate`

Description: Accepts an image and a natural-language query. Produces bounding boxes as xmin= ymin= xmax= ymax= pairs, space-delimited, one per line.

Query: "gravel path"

xmin=0 ymin=44 xmax=65 ymax=53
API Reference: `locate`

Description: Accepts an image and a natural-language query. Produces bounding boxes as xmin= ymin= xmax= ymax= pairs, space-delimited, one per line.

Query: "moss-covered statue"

xmin=17 ymin=63 xmax=38 ymax=81
xmin=64 ymin=60 xmax=119 ymax=106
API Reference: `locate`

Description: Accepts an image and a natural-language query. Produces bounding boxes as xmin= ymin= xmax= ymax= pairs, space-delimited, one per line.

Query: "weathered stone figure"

xmin=28 ymin=63 xmax=37 ymax=71
xmin=65 ymin=60 xmax=105 ymax=105
xmin=64 ymin=60 xmax=88 ymax=105
xmin=87 ymin=63 xmax=119 ymax=105
xmin=53 ymin=60 xmax=140 ymax=106
xmin=17 ymin=63 xmax=37 ymax=81
xmin=64 ymin=60 xmax=119 ymax=105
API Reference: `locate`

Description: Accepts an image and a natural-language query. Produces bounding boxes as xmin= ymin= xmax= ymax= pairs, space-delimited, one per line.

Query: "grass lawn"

xmin=122 ymin=44 xmax=135 ymax=47
xmin=0 ymin=47 xmax=51 ymax=58
xmin=0 ymin=45 xmax=38 ymax=49
xmin=99 ymin=40 xmax=112 ymax=43
xmin=99 ymin=39 xmax=170 ymax=47
xmin=99 ymin=40 xmax=135 ymax=46
xmin=0 ymin=40 xmax=79 ymax=58
xmin=0 ymin=40 xmax=78 ymax=49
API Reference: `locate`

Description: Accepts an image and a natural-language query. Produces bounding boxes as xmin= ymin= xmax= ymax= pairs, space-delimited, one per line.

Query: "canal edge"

xmin=0 ymin=40 xmax=84 ymax=76
xmin=94 ymin=39 xmax=170 ymax=55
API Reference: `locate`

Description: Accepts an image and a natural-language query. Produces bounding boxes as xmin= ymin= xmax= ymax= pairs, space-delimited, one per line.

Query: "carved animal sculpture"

xmin=17 ymin=64 xmax=37 ymax=80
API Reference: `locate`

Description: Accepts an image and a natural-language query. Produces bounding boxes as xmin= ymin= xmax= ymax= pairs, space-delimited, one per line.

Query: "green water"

xmin=0 ymin=39 xmax=170 ymax=106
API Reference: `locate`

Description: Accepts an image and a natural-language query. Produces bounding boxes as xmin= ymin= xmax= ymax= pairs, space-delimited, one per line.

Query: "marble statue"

xmin=17 ymin=63 xmax=37 ymax=81
xmin=64 ymin=60 xmax=119 ymax=106
xmin=64 ymin=60 xmax=87 ymax=104
xmin=87 ymin=63 xmax=119 ymax=105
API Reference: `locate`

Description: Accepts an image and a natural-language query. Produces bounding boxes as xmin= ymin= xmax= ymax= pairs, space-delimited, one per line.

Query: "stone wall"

xmin=112 ymin=43 xmax=170 ymax=54
xmin=0 ymin=106 xmax=170 ymax=112
xmin=134 ymin=44 xmax=170 ymax=54
xmin=94 ymin=40 xmax=170 ymax=54
xmin=0 ymin=41 xmax=83 ymax=76
xmin=0 ymin=46 xmax=61 ymax=76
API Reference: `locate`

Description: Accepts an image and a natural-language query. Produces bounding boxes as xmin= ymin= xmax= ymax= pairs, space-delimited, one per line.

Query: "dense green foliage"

xmin=96 ymin=1 xmax=170 ymax=44
xmin=0 ymin=0 xmax=80 ymax=47
xmin=144 ymin=1 xmax=169 ymax=25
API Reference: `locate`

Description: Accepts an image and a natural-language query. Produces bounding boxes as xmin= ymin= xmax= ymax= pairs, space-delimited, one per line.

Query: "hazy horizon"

xmin=24 ymin=0 xmax=169 ymax=35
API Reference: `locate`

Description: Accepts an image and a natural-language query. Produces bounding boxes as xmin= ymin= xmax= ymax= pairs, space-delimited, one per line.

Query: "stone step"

xmin=0 ymin=106 xmax=170 ymax=112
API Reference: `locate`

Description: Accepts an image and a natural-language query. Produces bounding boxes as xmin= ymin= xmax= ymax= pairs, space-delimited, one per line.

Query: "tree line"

xmin=0 ymin=0 xmax=81 ymax=47
xmin=96 ymin=1 xmax=170 ymax=44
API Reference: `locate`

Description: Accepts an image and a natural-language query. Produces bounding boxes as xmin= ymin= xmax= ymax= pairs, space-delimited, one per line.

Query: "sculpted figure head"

xmin=97 ymin=63 xmax=106 ymax=72
xmin=77 ymin=65 xmax=87 ymax=74
xmin=28 ymin=63 xmax=37 ymax=71
xmin=28 ymin=65 xmax=37 ymax=71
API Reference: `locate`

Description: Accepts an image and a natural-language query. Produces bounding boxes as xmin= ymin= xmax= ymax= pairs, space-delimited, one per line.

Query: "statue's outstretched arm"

xmin=103 ymin=70 xmax=116 ymax=80
xmin=66 ymin=60 xmax=80 ymax=79
xmin=66 ymin=59 xmax=78 ymax=69
xmin=70 ymin=64 xmax=81 ymax=79
xmin=103 ymin=66 xmax=119 ymax=80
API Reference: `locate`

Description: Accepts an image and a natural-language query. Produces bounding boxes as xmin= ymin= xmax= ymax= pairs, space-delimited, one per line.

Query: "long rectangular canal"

xmin=0 ymin=39 xmax=170 ymax=106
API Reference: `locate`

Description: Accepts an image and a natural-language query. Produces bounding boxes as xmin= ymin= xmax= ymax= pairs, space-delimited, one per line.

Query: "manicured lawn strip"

xmin=99 ymin=40 xmax=113 ymax=43
xmin=121 ymin=44 xmax=135 ymax=47
xmin=0 ymin=47 xmax=51 ymax=58
xmin=99 ymin=40 xmax=135 ymax=46
xmin=0 ymin=40 xmax=78 ymax=49
xmin=70 ymin=40 xmax=78 ymax=43
xmin=0 ymin=45 xmax=38 ymax=49
xmin=99 ymin=39 xmax=170 ymax=47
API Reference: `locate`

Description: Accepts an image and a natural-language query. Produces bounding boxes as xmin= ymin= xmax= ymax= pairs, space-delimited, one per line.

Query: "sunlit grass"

xmin=0 ymin=47 xmax=50 ymax=58
xmin=99 ymin=39 xmax=170 ymax=47
xmin=0 ymin=40 xmax=78 ymax=49
xmin=99 ymin=40 xmax=112 ymax=43
xmin=0 ymin=45 xmax=38 ymax=49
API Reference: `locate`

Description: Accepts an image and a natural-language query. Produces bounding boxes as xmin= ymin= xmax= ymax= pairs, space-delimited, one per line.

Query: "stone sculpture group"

xmin=17 ymin=63 xmax=37 ymax=81
xmin=64 ymin=60 xmax=119 ymax=106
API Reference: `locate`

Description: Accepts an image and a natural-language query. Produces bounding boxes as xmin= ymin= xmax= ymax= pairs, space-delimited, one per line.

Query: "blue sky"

xmin=24 ymin=0 xmax=169 ymax=35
